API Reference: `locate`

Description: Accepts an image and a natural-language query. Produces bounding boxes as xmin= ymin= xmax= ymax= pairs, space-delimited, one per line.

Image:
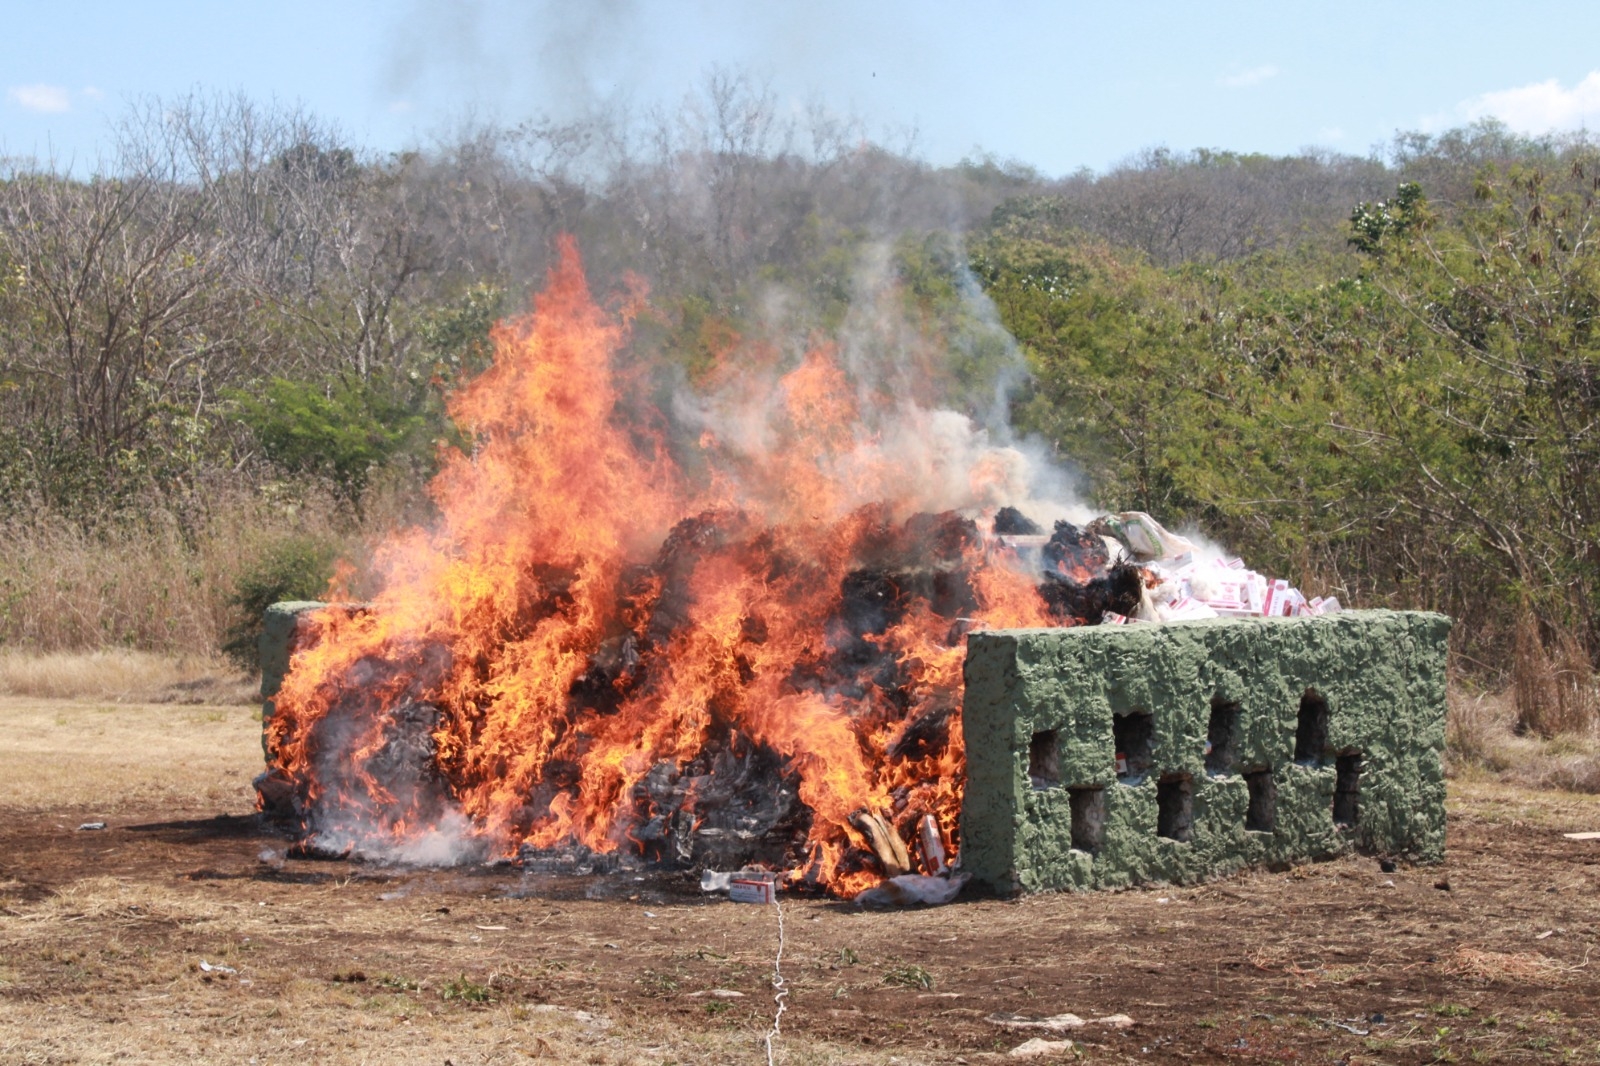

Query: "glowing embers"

xmin=1112 ymin=710 xmax=1154 ymax=782
xmin=1334 ymin=752 xmax=1363 ymax=828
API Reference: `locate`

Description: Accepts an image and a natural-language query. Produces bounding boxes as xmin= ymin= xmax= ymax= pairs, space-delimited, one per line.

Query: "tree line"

xmin=1 ymin=79 xmax=1595 ymax=712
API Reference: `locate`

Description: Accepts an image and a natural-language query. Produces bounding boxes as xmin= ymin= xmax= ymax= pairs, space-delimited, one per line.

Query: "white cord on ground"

xmin=763 ymin=892 xmax=788 ymax=1066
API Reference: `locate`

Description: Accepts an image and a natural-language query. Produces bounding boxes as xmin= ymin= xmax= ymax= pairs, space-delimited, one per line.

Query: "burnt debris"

xmin=265 ymin=506 xmax=1148 ymax=878
xmin=1037 ymin=519 xmax=1144 ymax=623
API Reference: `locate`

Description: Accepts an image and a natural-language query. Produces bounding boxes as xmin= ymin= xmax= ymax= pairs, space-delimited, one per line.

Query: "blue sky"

xmin=6 ymin=0 xmax=1600 ymax=176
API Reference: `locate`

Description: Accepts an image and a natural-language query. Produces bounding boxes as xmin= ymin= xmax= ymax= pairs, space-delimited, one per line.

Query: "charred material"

xmin=1039 ymin=558 xmax=1145 ymax=624
xmin=293 ymin=689 xmax=463 ymax=858
xmin=263 ymin=505 xmax=1148 ymax=883
xmin=887 ymin=699 xmax=956 ymax=762
xmin=1042 ymin=520 xmax=1113 ymax=582
xmin=992 ymin=506 xmax=1042 ymax=536
xmin=645 ymin=735 xmax=810 ymax=871
xmin=640 ymin=509 xmax=759 ymax=648
xmin=568 ymin=634 xmax=642 ymax=715
xmin=899 ymin=510 xmax=979 ymax=563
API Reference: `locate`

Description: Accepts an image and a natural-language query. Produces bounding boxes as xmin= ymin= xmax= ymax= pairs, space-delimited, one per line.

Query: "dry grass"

xmin=0 ymin=648 xmax=257 ymax=703
xmin=0 ymin=483 xmax=395 ymax=657
xmin=1436 ymin=945 xmax=1583 ymax=985
xmin=1446 ymin=685 xmax=1600 ymax=792
xmin=1512 ymin=612 xmax=1598 ymax=738
xmin=0 ymin=697 xmax=261 ymax=811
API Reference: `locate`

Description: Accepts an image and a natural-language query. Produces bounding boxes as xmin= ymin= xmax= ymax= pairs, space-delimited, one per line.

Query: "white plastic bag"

xmin=853 ymin=871 xmax=970 ymax=908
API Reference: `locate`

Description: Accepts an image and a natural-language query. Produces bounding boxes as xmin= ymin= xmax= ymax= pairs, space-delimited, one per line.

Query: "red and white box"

xmin=1262 ymin=579 xmax=1292 ymax=617
xmin=1197 ymin=576 xmax=1249 ymax=611
xmin=729 ymin=878 xmax=778 ymax=904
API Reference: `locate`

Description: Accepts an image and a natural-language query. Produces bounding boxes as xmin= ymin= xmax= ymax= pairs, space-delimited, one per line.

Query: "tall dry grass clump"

xmin=1452 ymin=615 xmax=1600 ymax=794
xmin=0 ymin=648 xmax=256 ymax=702
xmin=1446 ymin=682 xmax=1600 ymax=792
xmin=1512 ymin=612 xmax=1599 ymax=738
xmin=0 ymin=483 xmax=381 ymax=661
xmin=1445 ymin=686 xmax=1515 ymax=772
xmin=1 ymin=508 xmax=216 ymax=651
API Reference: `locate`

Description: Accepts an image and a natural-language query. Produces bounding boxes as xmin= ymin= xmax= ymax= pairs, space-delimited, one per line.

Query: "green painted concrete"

xmin=959 ymin=610 xmax=1451 ymax=894
xmin=258 ymin=601 xmax=325 ymax=754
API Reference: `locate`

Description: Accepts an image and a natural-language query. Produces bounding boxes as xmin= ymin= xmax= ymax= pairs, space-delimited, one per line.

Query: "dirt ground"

xmin=2 ymin=697 xmax=1598 ymax=1065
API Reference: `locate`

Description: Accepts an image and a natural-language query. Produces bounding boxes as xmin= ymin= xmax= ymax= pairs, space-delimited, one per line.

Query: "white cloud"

xmin=7 ymin=83 xmax=72 ymax=113
xmin=1317 ymin=126 xmax=1346 ymax=143
xmin=388 ymin=99 xmax=414 ymax=114
xmin=81 ymin=85 xmax=104 ymax=101
xmin=1218 ymin=65 xmax=1278 ymax=89
xmin=1458 ymin=71 xmax=1600 ymax=133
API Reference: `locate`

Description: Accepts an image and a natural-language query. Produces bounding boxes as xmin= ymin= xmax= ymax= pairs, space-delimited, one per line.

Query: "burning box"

xmin=959 ymin=610 xmax=1451 ymax=894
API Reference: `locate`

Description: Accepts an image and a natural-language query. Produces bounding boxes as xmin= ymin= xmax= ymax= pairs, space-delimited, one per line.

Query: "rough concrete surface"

xmin=960 ymin=610 xmax=1452 ymax=894
xmin=257 ymin=600 xmax=325 ymax=735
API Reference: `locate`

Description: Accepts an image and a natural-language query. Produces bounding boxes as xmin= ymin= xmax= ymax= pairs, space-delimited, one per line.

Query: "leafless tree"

xmin=0 ymin=145 xmax=244 ymax=456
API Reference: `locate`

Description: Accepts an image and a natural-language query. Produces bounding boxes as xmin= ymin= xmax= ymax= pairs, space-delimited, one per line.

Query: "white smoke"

xmin=673 ymin=239 xmax=1094 ymax=530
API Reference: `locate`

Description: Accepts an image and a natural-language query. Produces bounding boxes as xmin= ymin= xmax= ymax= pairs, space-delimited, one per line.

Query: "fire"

xmin=264 ymin=237 xmax=1070 ymax=895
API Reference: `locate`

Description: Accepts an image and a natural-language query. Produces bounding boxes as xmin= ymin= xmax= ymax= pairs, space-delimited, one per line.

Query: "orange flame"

xmin=265 ymin=237 xmax=1065 ymax=894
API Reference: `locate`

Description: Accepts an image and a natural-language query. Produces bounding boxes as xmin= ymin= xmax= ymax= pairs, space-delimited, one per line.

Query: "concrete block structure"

xmin=257 ymin=601 xmax=325 ymax=754
xmin=959 ymin=610 xmax=1451 ymax=894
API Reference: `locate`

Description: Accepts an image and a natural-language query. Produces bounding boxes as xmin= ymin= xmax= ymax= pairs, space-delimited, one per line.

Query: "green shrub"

xmin=230 ymin=376 xmax=440 ymax=502
xmin=221 ymin=535 xmax=341 ymax=668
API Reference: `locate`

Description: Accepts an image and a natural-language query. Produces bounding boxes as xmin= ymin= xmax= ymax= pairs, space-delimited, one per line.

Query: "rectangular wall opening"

xmin=1068 ymin=786 xmax=1105 ymax=854
xmin=1206 ymin=698 xmax=1240 ymax=775
xmin=1156 ymin=774 xmax=1193 ymax=842
xmin=1113 ymin=710 xmax=1154 ymax=782
xmin=1334 ymin=752 xmax=1363 ymax=827
xmin=1243 ymin=768 xmax=1277 ymax=832
xmin=1028 ymin=730 xmax=1060 ymax=789
xmin=1295 ymin=689 xmax=1330 ymax=765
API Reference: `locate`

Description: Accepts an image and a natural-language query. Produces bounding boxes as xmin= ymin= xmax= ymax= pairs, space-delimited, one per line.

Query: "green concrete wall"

xmin=258 ymin=601 xmax=325 ymax=752
xmin=960 ymin=610 xmax=1451 ymax=895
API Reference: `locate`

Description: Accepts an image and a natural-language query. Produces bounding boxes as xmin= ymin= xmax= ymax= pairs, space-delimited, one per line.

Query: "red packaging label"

xmin=729 ymin=879 xmax=776 ymax=904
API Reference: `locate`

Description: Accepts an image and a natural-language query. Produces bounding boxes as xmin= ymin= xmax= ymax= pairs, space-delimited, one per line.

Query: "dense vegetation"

xmin=2 ymin=80 xmax=1596 ymax=733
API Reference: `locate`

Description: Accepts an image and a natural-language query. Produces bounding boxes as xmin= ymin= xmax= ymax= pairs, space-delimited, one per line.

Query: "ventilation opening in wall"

xmin=1243 ymin=768 xmax=1277 ymax=832
xmin=1295 ymin=689 xmax=1330 ymax=765
xmin=1334 ymin=752 xmax=1363 ymax=827
xmin=1028 ymin=730 xmax=1060 ymax=789
xmin=1206 ymin=697 xmax=1239 ymax=775
xmin=1069 ymin=786 xmax=1106 ymax=854
xmin=1113 ymin=710 xmax=1154 ymax=781
xmin=1156 ymin=774 xmax=1193 ymax=842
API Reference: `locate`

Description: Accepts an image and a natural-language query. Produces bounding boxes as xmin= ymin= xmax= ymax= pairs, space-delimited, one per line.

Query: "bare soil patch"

xmin=2 ymin=697 xmax=1598 ymax=1065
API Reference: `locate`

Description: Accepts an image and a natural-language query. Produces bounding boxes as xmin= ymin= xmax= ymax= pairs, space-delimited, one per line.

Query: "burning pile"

xmin=259 ymin=240 xmax=1287 ymax=897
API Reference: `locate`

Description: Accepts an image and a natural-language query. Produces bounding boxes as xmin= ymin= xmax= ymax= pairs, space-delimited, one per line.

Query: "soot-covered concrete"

xmin=960 ymin=610 xmax=1451 ymax=894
